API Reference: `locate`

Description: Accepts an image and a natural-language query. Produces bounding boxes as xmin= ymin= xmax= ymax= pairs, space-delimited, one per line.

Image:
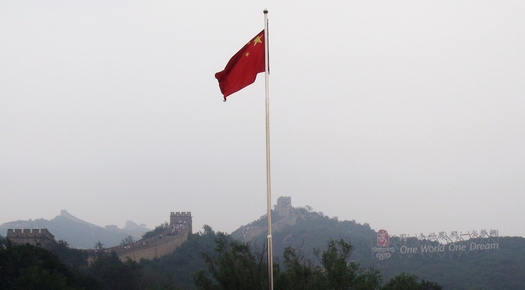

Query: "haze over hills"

xmin=0 ymin=210 xmax=149 ymax=249
xmin=2 ymin=197 xmax=524 ymax=289
xmin=230 ymin=197 xmax=525 ymax=290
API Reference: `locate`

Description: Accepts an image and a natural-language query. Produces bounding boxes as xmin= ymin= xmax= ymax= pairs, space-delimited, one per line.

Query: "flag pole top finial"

xmin=263 ymin=9 xmax=268 ymax=14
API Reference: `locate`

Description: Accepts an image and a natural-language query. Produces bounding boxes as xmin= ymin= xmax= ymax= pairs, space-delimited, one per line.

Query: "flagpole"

xmin=263 ymin=9 xmax=273 ymax=290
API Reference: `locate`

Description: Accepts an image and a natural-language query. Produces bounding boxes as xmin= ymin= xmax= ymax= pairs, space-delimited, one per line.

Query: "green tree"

xmin=89 ymin=251 xmax=142 ymax=290
xmin=196 ymin=237 xmax=383 ymax=290
xmin=48 ymin=240 xmax=88 ymax=268
xmin=12 ymin=265 xmax=74 ymax=290
xmin=140 ymin=225 xmax=222 ymax=290
xmin=194 ymin=233 xmax=269 ymax=290
xmin=314 ymin=239 xmax=356 ymax=289
xmin=142 ymin=222 xmax=169 ymax=240
xmin=418 ymin=280 xmax=443 ymax=290
xmin=0 ymin=235 xmax=7 ymax=248
xmin=275 ymin=246 xmax=315 ymax=289
xmin=120 ymin=235 xmax=134 ymax=246
xmin=313 ymin=239 xmax=382 ymax=290
xmin=94 ymin=241 xmax=106 ymax=261
xmin=0 ymin=244 xmax=87 ymax=290
xmin=382 ymin=273 xmax=419 ymax=290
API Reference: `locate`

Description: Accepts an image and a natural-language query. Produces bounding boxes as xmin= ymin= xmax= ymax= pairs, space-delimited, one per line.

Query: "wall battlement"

xmin=276 ymin=196 xmax=292 ymax=217
xmin=7 ymin=228 xmax=55 ymax=248
xmin=170 ymin=211 xmax=192 ymax=234
xmin=112 ymin=227 xmax=190 ymax=262
xmin=7 ymin=212 xmax=193 ymax=264
xmin=171 ymin=211 xmax=191 ymax=217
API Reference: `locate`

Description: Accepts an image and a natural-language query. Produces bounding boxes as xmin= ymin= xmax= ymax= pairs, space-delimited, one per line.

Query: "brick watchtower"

xmin=170 ymin=212 xmax=192 ymax=234
xmin=7 ymin=229 xmax=56 ymax=249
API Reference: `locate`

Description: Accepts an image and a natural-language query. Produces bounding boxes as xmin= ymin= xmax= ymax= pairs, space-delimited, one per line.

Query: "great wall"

xmin=7 ymin=211 xmax=193 ymax=263
xmin=6 ymin=197 xmax=296 ymax=262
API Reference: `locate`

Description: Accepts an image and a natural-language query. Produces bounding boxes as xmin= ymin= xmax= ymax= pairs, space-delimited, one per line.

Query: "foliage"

xmin=121 ymin=235 xmax=135 ymax=246
xmin=139 ymin=224 xmax=225 ymax=290
xmin=314 ymin=239 xmax=358 ymax=289
xmin=418 ymin=280 xmax=443 ymax=290
xmin=195 ymin=236 xmax=393 ymax=290
xmin=48 ymin=240 xmax=89 ymax=268
xmin=371 ymin=237 xmax=525 ymax=290
xmin=380 ymin=273 xmax=442 ymax=290
xmin=0 ymin=244 xmax=95 ymax=289
xmin=142 ymin=222 xmax=169 ymax=240
xmin=0 ymin=234 xmax=7 ymax=248
xmin=89 ymin=251 xmax=143 ymax=290
xmin=3 ymin=207 xmax=525 ymax=289
xmin=275 ymin=239 xmax=383 ymax=290
xmin=245 ymin=206 xmax=374 ymax=265
xmin=234 ymin=206 xmax=525 ymax=289
xmin=314 ymin=239 xmax=383 ymax=290
xmin=381 ymin=273 xmax=419 ymax=290
xmin=194 ymin=233 xmax=269 ymax=290
xmin=94 ymin=241 xmax=107 ymax=261
xmin=276 ymin=246 xmax=315 ymax=289
xmin=0 ymin=215 xmax=134 ymax=248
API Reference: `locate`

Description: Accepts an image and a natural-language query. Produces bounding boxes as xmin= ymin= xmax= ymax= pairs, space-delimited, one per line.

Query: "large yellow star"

xmin=253 ymin=35 xmax=262 ymax=46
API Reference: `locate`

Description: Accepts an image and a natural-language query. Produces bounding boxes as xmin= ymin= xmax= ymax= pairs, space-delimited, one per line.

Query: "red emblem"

xmin=377 ymin=229 xmax=389 ymax=247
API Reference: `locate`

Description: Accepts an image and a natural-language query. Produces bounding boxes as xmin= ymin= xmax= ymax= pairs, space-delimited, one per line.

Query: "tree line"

xmin=0 ymin=227 xmax=441 ymax=290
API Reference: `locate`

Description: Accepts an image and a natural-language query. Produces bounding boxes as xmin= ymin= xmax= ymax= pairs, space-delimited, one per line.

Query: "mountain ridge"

xmin=0 ymin=210 xmax=149 ymax=249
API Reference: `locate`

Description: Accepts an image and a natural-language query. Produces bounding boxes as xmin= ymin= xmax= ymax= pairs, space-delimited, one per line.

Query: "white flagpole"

xmin=263 ymin=9 xmax=273 ymax=290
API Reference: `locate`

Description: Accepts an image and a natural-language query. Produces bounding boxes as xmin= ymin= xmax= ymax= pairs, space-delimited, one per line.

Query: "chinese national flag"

xmin=215 ymin=30 xmax=265 ymax=101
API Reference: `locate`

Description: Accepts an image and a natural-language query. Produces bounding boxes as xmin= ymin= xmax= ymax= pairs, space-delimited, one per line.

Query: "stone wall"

xmin=170 ymin=212 xmax=192 ymax=234
xmin=113 ymin=228 xmax=189 ymax=262
xmin=6 ymin=228 xmax=56 ymax=249
xmin=104 ymin=212 xmax=193 ymax=262
xmin=8 ymin=211 xmax=193 ymax=264
xmin=276 ymin=196 xmax=292 ymax=217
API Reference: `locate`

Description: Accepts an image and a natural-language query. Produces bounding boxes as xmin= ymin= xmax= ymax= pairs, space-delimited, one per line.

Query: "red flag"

xmin=215 ymin=30 xmax=265 ymax=101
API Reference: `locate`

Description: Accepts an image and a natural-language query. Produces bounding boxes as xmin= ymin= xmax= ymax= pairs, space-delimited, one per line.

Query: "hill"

xmin=0 ymin=210 xmax=149 ymax=249
xmin=2 ymin=197 xmax=524 ymax=289
xmin=228 ymin=197 xmax=525 ymax=290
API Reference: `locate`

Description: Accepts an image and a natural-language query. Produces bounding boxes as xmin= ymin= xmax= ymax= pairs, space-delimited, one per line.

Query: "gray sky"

xmin=2 ymin=1 xmax=524 ymax=238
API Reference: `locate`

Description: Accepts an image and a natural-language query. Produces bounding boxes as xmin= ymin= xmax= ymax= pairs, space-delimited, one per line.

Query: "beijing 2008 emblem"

xmin=377 ymin=229 xmax=389 ymax=247
xmin=373 ymin=229 xmax=394 ymax=260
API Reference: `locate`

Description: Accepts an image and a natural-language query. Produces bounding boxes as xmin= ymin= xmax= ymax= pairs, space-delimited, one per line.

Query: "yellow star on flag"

xmin=253 ymin=35 xmax=262 ymax=46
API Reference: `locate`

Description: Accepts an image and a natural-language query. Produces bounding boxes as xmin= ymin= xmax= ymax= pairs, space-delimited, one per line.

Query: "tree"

xmin=194 ymin=233 xmax=269 ymax=290
xmin=275 ymin=246 xmax=316 ymax=289
xmin=311 ymin=239 xmax=382 ymax=290
xmin=94 ymin=241 xmax=106 ymax=261
xmin=314 ymin=239 xmax=356 ymax=289
xmin=0 ymin=235 xmax=7 ymax=248
xmin=196 ymin=237 xmax=383 ymax=290
xmin=418 ymin=280 xmax=443 ymax=290
xmin=0 ymin=244 xmax=83 ymax=290
xmin=382 ymin=273 xmax=419 ymax=290
xmin=140 ymin=225 xmax=221 ymax=290
xmin=142 ymin=222 xmax=169 ymax=239
xmin=48 ymin=240 xmax=88 ymax=268
xmin=120 ymin=235 xmax=134 ymax=246
xmin=89 ymin=251 xmax=142 ymax=290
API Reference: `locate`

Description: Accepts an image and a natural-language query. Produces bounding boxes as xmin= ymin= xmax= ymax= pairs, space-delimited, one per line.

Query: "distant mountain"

xmin=0 ymin=210 xmax=149 ymax=249
xmin=232 ymin=200 xmax=375 ymax=263
xmin=229 ymin=197 xmax=525 ymax=290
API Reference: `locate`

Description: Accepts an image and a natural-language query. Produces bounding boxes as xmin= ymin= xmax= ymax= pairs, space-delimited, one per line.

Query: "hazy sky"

xmin=2 ymin=1 xmax=524 ymax=239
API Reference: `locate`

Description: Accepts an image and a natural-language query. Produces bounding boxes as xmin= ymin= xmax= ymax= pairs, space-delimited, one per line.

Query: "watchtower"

xmin=7 ymin=229 xmax=56 ymax=249
xmin=170 ymin=212 xmax=192 ymax=234
xmin=276 ymin=196 xmax=292 ymax=217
